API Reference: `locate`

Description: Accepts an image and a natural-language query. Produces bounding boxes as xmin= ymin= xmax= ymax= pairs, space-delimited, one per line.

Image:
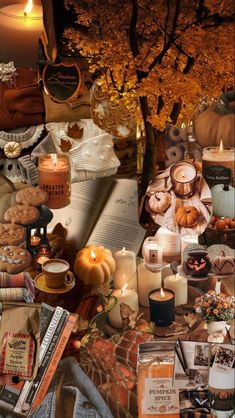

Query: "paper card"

xmin=142 ymin=377 xmax=180 ymax=415
xmin=211 ymin=344 xmax=235 ymax=374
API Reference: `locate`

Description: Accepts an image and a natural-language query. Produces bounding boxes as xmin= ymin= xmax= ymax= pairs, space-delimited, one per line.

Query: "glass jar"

xmin=38 ymin=153 xmax=71 ymax=209
xmin=137 ymin=342 xmax=179 ymax=418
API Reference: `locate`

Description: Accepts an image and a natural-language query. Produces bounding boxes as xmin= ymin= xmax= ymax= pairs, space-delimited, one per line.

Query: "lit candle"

xmin=113 ymin=247 xmax=137 ymax=289
xmin=38 ymin=154 xmax=71 ymax=209
xmin=30 ymin=235 xmax=41 ymax=247
xmin=181 ymin=235 xmax=199 ymax=264
xmin=137 ymin=261 xmax=162 ymax=307
xmin=108 ymin=284 xmax=139 ymax=328
xmin=170 ymin=161 xmax=197 ymax=197
xmin=36 ymin=255 xmax=50 ymax=269
xmin=149 ymin=288 xmax=175 ymax=327
xmin=73 ymin=245 xmax=115 ymax=288
xmin=155 ymin=227 xmax=181 ymax=263
xmin=0 ymin=0 xmax=43 ymax=67
xmin=164 ymin=274 xmax=188 ymax=306
xmin=142 ymin=237 xmax=163 ymax=271
xmin=202 ymin=139 xmax=235 ymax=187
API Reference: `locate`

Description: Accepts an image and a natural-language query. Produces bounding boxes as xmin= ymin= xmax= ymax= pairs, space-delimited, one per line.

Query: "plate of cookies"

xmin=144 ymin=160 xmax=212 ymax=235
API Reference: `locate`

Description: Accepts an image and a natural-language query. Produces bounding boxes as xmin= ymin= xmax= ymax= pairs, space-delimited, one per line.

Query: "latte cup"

xmin=42 ymin=259 xmax=72 ymax=288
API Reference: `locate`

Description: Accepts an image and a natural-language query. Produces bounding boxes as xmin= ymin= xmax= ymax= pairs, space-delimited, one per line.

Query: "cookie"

xmin=0 ymin=246 xmax=31 ymax=274
xmin=4 ymin=205 xmax=40 ymax=225
xmin=0 ymin=223 xmax=26 ymax=246
xmin=16 ymin=187 xmax=48 ymax=207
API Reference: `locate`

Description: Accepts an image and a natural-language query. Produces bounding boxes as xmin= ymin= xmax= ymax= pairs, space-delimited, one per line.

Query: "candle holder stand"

xmin=26 ymin=205 xmax=53 ymax=254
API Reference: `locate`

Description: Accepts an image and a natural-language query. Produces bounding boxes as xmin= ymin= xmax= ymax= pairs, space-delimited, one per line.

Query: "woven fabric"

xmin=0 ymin=288 xmax=32 ymax=303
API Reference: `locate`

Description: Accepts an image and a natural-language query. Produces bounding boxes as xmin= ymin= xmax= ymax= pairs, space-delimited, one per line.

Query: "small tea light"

xmin=35 ymin=244 xmax=51 ymax=270
xmin=36 ymin=255 xmax=50 ymax=270
xmin=149 ymin=288 xmax=175 ymax=327
xmin=142 ymin=237 xmax=163 ymax=271
xmin=170 ymin=160 xmax=197 ymax=197
xmin=30 ymin=235 xmax=41 ymax=247
xmin=108 ymin=284 xmax=139 ymax=328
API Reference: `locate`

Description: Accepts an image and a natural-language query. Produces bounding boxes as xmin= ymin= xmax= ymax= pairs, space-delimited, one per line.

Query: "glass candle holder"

xmin=170 ymin=160 xmax=197 ymax=197
xmin=142 ymin=237 xmax=163 ymax=271
xmin=202 ymin=146 xmax=235 ymax=188
xmin=38 ymin=153 xmax=71 ymax=209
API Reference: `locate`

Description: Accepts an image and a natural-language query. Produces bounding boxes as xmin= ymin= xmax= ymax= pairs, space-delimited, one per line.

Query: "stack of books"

xmin=0 ymin=303 xmax=77 ymax=416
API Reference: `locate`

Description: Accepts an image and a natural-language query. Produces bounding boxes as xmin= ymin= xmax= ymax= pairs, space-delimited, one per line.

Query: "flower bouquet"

xmin=194 ymin=290 xmax=234 ymax=342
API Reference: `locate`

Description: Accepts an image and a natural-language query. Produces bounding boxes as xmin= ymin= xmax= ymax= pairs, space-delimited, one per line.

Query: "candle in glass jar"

xmin=149 ymin=288 xmax=175 ymax=326
xmin=202 ymin=140 xmax=235 ymax=187
xmin=30 ymin=235 xmax=41 ymax=247
xmin=155 ymin=227 xmax=181 ymax=263
xmin=38 ymin=154 xmax=71 ymax=209
xmin=170 ymin=161 xmax=197 ymax=197
xmin=113 ymin=247 xmax=137 ymax=289
xmin=108 ymin=284 xmax=139 ymax=328
xmin=137 ymin=261 xmax=162 ymax=307
xmin=142 ymin=237 xmax=163 ymax=271
xmin=164 ymin=274 xmax=188 ymax=306
xmin=0 ymin=1 xmax=43 ymax=67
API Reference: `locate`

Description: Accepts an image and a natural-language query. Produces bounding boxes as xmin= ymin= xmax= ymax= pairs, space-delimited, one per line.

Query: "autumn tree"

xmin=65 ymin=0 xmax=234 ymax=191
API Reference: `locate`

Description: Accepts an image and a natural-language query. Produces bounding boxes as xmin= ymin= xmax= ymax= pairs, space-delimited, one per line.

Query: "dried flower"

xmin=194 ymin=292 xmax=234 ymax=323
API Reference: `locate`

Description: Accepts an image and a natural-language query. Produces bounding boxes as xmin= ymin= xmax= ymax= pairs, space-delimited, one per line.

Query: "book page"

xmin=48 ymin=177 xmax=112 ymax=249
xmin=87 ymin=179 xmax=146 ymax=253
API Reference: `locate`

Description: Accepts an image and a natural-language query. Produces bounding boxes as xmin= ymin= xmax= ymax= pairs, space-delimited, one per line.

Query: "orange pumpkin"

xmin=193 ymin=92 xmax=235 ymax=148
xmin=175 ymin=206 xmax=199 ymax=227
xmin=74 ymin=245 xmax=116 ymax=288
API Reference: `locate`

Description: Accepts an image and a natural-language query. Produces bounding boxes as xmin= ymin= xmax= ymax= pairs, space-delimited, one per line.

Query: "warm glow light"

xmin=181 ymin=122 xmax=186 ymax=129
xmin=160 ymin=288 xmax=165 ymax=298
xmin=219 ymin=138 xmax=224 ymax=152
xmin=121 ymin=283 xmax=128 ymax=294
xmin=122 ymin=247 xmax=126 ymax=253
xmin=91 ymin=250 xmax=96 ymax=261
xmin=23 ymin=0 xmax=33 ymax=16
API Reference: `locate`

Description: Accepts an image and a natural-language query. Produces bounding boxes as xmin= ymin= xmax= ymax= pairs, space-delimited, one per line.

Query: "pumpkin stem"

xmin=220 ymin=250 xmax=225 ymax=257
xmin=223 ymin=184 xmax=229 ymax=191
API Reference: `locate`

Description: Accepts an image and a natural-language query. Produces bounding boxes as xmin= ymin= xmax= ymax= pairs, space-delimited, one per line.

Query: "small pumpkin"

xmin=175 ymin=206 xmax=200 ymax=227
xmin=149 ymin=192 xmax=171 ymax=214
xmin=184 ymin=249 xmax=211 ymax=277
xmin=74 ymin=245 xmax=116 ymax=288
xmin=211 ymin=184 xmax=235 ymax=219
xmin=211 ymin=250 xmax=235 ymax=275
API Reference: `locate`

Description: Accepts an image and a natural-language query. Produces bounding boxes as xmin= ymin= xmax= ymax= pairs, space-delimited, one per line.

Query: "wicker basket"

xmin=199 ymin=227 xmax=235 ymax=249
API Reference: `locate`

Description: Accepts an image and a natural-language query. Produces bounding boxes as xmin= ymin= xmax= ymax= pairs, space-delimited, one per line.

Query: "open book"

xmin=49 ymin=178 xmax=145 ymax=254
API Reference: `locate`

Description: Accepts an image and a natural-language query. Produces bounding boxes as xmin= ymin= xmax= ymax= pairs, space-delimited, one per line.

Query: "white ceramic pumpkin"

xmin=211 ymin=184 xmax=235 ymax=218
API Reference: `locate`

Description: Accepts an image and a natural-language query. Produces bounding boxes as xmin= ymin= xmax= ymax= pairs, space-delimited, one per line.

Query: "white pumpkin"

xmin=211 ymin=184 xmax=235 ymax=218
xmin=211 ymin=251 xmax=235 ymax=275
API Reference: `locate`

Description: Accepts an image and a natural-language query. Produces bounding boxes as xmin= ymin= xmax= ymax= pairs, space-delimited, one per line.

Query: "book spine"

xmin=21 ymin=310 xmax=69 ymax=411
xmin=31 ymin=314 xmax=77 ymax=411
xmin=40 ymin=303 xmax=55 ymax=342
xmin=13 ymin=306 xmax=64 ymax=414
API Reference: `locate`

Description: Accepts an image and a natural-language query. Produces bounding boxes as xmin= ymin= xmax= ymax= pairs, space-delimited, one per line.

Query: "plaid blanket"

xmin=0 ymin=288 xmax=32 ymax=302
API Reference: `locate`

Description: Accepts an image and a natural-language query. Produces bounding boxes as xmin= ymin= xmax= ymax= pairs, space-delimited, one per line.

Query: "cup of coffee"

xmin=42 ymin=259 xmax=72 ymax=288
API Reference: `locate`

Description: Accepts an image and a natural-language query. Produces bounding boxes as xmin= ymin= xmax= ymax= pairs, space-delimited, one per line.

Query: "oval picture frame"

xmin=42 ymin=61 xmax=81 ymax=103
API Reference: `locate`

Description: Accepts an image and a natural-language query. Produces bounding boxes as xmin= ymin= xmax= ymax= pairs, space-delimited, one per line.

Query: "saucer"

xmin=34 ymin=272 xmax=75 ymax=294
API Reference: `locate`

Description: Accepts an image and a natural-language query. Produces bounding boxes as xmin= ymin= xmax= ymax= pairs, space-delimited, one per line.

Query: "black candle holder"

xmin=26 ymin=205 xmax=53 ymax=254
xmin=149 ymin=288 xmax=175 ymax=327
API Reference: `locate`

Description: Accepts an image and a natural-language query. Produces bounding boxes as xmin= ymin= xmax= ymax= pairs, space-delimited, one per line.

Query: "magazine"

xmin=174 ymin=341 xmax=209 ymax=390
xmin=48 ymin=177 xmax=146 ymax=253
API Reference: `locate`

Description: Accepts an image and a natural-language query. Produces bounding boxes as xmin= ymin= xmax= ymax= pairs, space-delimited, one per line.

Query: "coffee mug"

xmin=42 ymin=259 xmax=74 ymax=289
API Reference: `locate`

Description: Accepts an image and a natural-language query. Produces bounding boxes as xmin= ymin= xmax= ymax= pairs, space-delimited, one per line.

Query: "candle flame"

xmin=23 ymin=0 xmax=33 ymax=16
xmin=160 ymin=288 xmax=165 ymax=298
xmin=91 ymin=250 xmax=96 ymax=261
xmin=51 ymin=154 xmax=58 ymax=168
xmin=122 ymin=247 xmax=126 ymax=253
xmin=219 ymin=138 xmax=224 ymax=152
xmin=121 ymin=283 xmax=128 ymax=294
xmin=180 ymin=122 xmax=186 ymax=129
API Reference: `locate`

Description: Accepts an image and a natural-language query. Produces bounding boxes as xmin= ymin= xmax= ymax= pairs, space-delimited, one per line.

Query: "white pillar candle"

xmin=155 ymin=227 xmax=181 ymax=262
xmin=108 ymin=285 xmax=139 ymax=328
xmin=181 ymin=235 xmax=199 ymax=264
xmin=0 ymin=1 xmax=43 ymax=68
xmin=142 ymin=237 xmax=163 ymax=271
xmin=113 ymin=248 xmax=137 ymax=289
xmin=137 ymin=261 xmax=162 ymax=307
xmin=164 ymin=274 xmax=188 ymax=306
